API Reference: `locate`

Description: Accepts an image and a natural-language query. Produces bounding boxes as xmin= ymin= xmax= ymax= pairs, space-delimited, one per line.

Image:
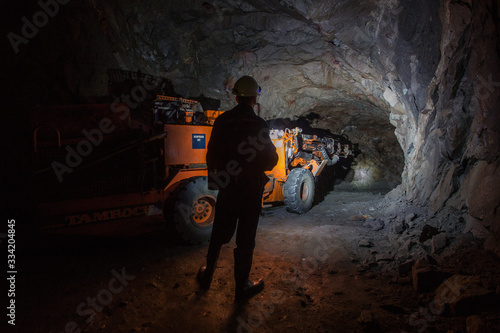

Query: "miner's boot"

xmin=197 ymin=243 xmax=221 ymax=290
xmin=234 ymin=248 xmax=264 ymax=302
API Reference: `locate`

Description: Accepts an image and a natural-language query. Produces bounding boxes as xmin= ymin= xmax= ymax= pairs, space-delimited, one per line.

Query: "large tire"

xmin=284 ymin=168 xmax=315 ymax=214
xmin=173 ymin=176 xmax=218 ymax=244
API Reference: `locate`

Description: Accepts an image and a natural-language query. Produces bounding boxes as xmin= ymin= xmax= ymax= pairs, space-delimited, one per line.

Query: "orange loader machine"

xmin=31 ymin=96 xmax=351 ymax=244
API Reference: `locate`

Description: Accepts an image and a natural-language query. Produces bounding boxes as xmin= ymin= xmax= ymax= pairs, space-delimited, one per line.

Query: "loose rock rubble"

xmin=327 ymin=183 xmax=500 ymax=331
xmin=17 ymin=186 xmax=500 ymax=332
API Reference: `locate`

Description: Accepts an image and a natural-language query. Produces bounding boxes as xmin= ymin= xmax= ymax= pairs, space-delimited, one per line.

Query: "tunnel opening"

xmin=266 ymin=100 xmax=405 ymax=194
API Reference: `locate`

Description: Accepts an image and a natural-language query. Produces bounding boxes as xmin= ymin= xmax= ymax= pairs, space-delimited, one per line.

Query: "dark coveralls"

xmin=205 ymin=103 xmax=278 ymax=290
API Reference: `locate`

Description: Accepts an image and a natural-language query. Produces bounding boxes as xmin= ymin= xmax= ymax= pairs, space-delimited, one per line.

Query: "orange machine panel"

xmin=164 ymin=124 xmax=213 ymax=165
xmin=204 ymin=110 xmax=224 ymax=125
xmin=267 ymin=138 xmax=287 ymax=180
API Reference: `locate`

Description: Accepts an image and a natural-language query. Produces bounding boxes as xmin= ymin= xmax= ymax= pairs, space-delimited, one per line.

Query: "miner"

xmin=197 ymin=75 xmax=278 ymax=302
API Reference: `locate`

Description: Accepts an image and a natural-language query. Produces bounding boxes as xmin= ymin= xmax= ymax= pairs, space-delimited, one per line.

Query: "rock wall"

xmin=420 ymin=0 xmax=500 ymax=254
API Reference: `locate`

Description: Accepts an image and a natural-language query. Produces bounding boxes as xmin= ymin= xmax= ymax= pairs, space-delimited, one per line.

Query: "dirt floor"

xmin=13 ymin=185 xmax=500 ymax=333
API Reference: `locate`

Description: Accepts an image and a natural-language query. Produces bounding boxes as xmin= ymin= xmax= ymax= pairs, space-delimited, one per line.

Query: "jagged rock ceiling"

xmin=2 ymin=0 xmax=499 ymax=252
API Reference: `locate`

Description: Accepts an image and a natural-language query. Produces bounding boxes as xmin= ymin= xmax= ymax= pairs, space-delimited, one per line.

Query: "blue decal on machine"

xmin=192 ymin=134 xmax=206 ymax=149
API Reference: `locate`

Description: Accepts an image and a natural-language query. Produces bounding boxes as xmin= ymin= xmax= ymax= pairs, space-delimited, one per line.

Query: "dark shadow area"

xmin=313 ymin=155 xmax=355 ymax=206
xmin=13 ymin=229 xmax=206 ymax=333
xmin=17 ymin=229 xmax=192 ymax=272
xmin=224 ymin=302 xmax=250 ymax=332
